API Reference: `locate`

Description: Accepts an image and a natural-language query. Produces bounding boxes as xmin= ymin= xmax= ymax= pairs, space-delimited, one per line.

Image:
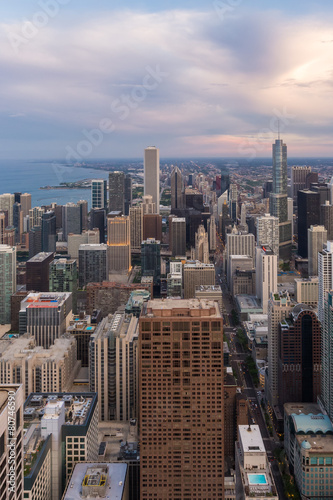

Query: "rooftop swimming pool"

xmin=248 ymin=473 xmax=268 ymax=485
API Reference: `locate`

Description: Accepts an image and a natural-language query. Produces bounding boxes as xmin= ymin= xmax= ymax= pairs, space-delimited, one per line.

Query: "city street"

xmin=216 ymin=252 xmax=288 ymax=500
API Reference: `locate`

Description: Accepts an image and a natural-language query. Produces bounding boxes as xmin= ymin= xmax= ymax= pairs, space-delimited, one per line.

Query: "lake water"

xmin=0 ymin=160 xmax=109 ymax=209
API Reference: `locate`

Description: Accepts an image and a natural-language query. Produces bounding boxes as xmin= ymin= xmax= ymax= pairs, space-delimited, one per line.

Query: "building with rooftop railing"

xmin=63 ymin=462 xmax=129 ymax=500
xmin=23 ymin=392 xmax=98 ymax=500
xmin=19 ymin=292 xmax=72 ymax=348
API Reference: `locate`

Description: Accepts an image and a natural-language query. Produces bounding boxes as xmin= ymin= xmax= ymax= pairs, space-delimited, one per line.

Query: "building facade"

xmin=139 ymin=299 xmax=224 ymax=500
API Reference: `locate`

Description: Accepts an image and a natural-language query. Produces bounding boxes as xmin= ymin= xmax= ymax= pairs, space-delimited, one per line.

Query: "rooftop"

xmin=63 ymin=463 xmax=128 ymax=499
xmin=20 ymin=292 xmax=71 ymax=311
xmin=239 ymin=425 xmax=265 ymax=453
xmin=142 ymin=299 xmax=221 ymax=318
xmin=27 ymin=252 xmax=53 ymax=263
xmin=195 ymin=285 xmax=222 ymax=292
xmin=296 ymin=434 xmax=333 ymax=454
xmin=184 ymin=260 xmax=214 ymax=269
xmin=24 ymin=392 xmax=96 ymax=427
xmin=292 ymin=413 xmax=333 ymax=435
xmin=0 ymin=335 xmax=75 ymax=361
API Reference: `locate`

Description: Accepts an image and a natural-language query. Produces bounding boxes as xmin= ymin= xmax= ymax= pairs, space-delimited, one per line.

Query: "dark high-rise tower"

xmin=269 ymin=138 xmax=292 ymax=260
xmin=171 ymin=166 xmax=183 ymax=211
xmin=297 ymin=189 xmax=320 ymax=258
xmin=41 ymin=210 xmax=56 ymax=252
xmin=108 ymin=172 xmax=132 ymax=215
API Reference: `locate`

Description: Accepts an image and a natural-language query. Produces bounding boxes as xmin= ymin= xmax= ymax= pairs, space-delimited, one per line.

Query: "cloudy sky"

xmin=1 ymin=0 xmax=333 ymax=160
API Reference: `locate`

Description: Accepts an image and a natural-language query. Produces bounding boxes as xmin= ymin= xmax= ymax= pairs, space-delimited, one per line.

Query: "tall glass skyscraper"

xmin=269 ymin=138 xmax=292 ymax=260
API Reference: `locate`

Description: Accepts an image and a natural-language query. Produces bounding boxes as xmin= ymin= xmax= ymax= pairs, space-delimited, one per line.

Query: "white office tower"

xmin=267 ymin=291 xmax=292 ymax=407
xmin=40 ymin=400 xmax=65 ymax=500
xmin=129 ymin=205 xmax=143 ymax=250
xmin=0 ymin=245 xmax=16 ymax=324
xmin=91 ymin=179 xmax=107 ymax=209
xmin=144 ymin=147 xmax=160 ymax=214
xmin=195 ymin=225 xmax=209 ymax=264
xmin=256 ymin=214 xmax=279 ymax=256
xmin=256 ymin=246 xmax=277 ymax=314
xmin=308 ymin=225 xmax=327 ymax=276
xmin=318 ymin=241 xmax=333 ymax=324
xmin=225 ymin=230 xmax=256 ymax=273
xmin=0 ymin=193 xmax=15 ymax=226
xmin=291 ymin=166 xmax=312 ymax=203
xmin=0 ymin=384 xmax=24 ymax=500
xmin=321 ymin=290 xmax=333 ymax=420
xmin=208 ymin=215 xmax=217 ymax=251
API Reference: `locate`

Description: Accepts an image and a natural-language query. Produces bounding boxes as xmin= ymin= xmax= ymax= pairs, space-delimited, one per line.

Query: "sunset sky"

xmin=1 ymin=0 xmax=333 ymax=159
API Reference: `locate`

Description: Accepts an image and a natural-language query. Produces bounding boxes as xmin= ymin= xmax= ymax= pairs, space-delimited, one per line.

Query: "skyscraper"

xmin=109 ymin=171 xmax=124 ymax=213
xmin=41 ymin=210 xmax=57 ymax=252
xmin=144 ymin=147 xmax=160 ymax=214
xmin=29 ymin=206 xmax=44 ymax=229
xmin=321 ymin=201 xmax=333 ymax=240
xmin=321 ymin=290 xmax=333 ymax=420
xmin=308 ymin=225 xmax=327 ymax=276
xmin=318 ymin=241 xmax=333 ymax=324
xmin=291 ymin=166 xmax=312 ymax=204
xmin=107 ymin=212 xmax=131 ymax=276
xmin=20 ymin=192 xmax=32 ymax=218
xmin=0 ymin=193 xmax=14 ymax=226
xmin=269 ymin=138 xmax=292 ymax=260
xmin=62 ymin=203 xmax=82 ymax=240
xmin=255 ymin=246 xmax=278 ymax=314
xmin=169 ymin=217 xmax=186 ymax=257
xmin=297 ymin=190 xmax=321 ymax=258
xmin=0 ymin=245 xmax=16 ymax=324
xmin=266 ymin=291 xmax=293 ymax=408
xmin=129 ymin=205 xmax=143 ymax=250
xmin=141 ymin=238 xmax=161 ymax=284
xmin=90 ymin=208 xmax=106 ymax=243
xmin=26 ymin=252 xmax=54 ymax=292
xmin=49 ymin=258 xmax=78 ymax=314
xmin=19 ymin=292 xmax=73 ymax=348
xmin=139 ymin=299 xmax=224 ymax=499
xmin=256 ymin=213 xmax=279 ymax=256
xmin=124 ymin=173 xmax=132 ymax=215
xmin=91 ymin=179 xmax=107 ymax=210
xmin=171 ymin=165 xmax=183 ymax=211
xmin=194 ymin=224 xmax=209 ymax=263
xmin=78 ymin=243 xmax=108 ymax=288
xmin=278 ymin=305 xmax=321 ymax=405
